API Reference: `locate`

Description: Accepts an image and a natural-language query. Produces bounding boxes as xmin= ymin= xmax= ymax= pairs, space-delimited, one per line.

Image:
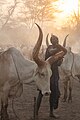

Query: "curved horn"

xmin=32 ymin=23 xmax=45 ymax=66
xmin=63 ymin=34 xmax=69 ymax=47
xmin=46 ymin=33 xmax=49 ymax=47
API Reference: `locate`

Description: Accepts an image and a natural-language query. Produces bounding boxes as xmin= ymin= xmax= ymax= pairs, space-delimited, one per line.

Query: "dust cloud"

xmin=0 ymin=23 xmax=80 ymax=56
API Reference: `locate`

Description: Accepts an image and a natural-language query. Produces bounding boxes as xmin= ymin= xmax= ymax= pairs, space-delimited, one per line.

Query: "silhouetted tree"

xmin=18 ymin=0 xmax=60 ymax=27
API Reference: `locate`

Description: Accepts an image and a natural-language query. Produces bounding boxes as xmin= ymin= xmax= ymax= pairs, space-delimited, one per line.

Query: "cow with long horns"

xmin=0 ymin=24 xmax=67 ymax=120
xmin=59 ymin=35 xmax=80 ymax=102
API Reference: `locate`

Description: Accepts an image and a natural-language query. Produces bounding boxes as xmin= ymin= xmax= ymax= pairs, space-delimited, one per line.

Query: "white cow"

xmin=0 ymin=23 xmax=66 ymax=120
xmin=59 ymin=46 xmax=80 ymax=102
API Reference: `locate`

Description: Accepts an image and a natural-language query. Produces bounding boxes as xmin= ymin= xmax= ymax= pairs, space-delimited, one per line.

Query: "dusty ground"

xmin=7 ymin=78 xmax=80 ymax=120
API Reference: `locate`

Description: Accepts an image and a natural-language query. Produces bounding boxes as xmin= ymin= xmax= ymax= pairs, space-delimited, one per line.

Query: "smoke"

xmin=0 ymin=23 xmax=80 ymax=55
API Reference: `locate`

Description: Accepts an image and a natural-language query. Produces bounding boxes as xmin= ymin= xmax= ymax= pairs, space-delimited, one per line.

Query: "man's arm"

xmin=56 ymin=44 xmax=67 ymax=54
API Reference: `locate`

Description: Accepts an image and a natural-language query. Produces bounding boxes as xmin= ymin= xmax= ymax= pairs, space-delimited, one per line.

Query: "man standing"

xmin=36 ymin=34 xmax=67 ymax=118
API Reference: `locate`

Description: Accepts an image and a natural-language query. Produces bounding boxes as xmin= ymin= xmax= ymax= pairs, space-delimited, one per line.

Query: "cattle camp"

xmin=0 ymin=0 xmax=80 ymax=120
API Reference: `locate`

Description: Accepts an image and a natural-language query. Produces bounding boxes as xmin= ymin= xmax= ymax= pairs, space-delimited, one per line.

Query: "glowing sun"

xmin=53 ymin=0 xmax=79 ymax=18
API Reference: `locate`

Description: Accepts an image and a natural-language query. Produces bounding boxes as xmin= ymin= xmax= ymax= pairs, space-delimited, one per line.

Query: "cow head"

xmin=32 ymin=24 xmax=66 ymax=95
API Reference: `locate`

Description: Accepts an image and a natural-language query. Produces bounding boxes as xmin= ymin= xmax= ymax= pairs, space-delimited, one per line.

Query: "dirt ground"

xmin=7 ymin=78 xmax=80 ymax=120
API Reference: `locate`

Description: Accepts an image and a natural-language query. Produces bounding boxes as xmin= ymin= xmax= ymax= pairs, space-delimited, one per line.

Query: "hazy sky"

xmin=1 ymin=0 xmax=79 ymax=27
xmin=53 ymin=0 xmax=79 ymax=27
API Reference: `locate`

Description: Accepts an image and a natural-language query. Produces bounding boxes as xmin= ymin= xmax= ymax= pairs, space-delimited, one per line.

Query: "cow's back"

xmin=0 ymin=47 xmax=37 ymax=88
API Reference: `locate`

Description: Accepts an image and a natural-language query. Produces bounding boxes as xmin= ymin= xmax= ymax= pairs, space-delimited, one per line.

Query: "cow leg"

xmin=1 ymin=100 xmax=9 ymax=120
xmin=68 ymin=79 xmax=72 ymax=102
xmin=36 ymin=90 xmax=43 ymax=116
xmin=1 ymin=91 xmax=9 ymax=120
xmin=62 ymin=78 xmax=68 ymax=102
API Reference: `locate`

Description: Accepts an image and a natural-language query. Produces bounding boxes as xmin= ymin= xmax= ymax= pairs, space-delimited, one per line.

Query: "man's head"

xmin=50 ymin=34 xmax=59 ymax=46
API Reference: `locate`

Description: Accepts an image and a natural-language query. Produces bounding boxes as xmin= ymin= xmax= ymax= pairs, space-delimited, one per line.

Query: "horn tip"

xmin=47 ymin=33 xmax=49 ymax=36
xmin=67 ymin=34 xmax=69 ymax=36
xmin=35 ymin=23 xmax=40 ymax=29
xmin=35 ymin=23 xmax=38 ymax=26
xmin=35 ymin=23 xmax=37 ymax=25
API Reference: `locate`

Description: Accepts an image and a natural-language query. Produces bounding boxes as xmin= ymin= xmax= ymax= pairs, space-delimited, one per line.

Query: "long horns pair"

xmin=32 ymin=24 xmax=67 ymax=66
xmin=46 ymin=33 xmax=69 ymax=47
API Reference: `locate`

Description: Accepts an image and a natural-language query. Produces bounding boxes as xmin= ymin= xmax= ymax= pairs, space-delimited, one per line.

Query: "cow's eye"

xmin=39 ymin=73 xmax=45 ymax=78
xmin=35 ymin=71 xmax=45 ymax=78
xmin=40 ymin=73 xmax=45 ymax=77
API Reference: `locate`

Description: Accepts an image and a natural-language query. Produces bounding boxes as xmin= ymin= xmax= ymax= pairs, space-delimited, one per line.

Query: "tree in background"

xmin=61 ymin=0 xmax=80 ymax=34
xmin=1 ymin=0 xmax=18 ymax=30
xmin=16 ymin=0 xmax=60 ymax=28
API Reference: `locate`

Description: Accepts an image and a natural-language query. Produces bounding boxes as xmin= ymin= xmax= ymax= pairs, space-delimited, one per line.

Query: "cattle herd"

xmin=0 ymin=23 xmax=80 ymax=120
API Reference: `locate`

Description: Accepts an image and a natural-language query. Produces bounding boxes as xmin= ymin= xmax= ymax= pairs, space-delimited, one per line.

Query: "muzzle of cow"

xmin=44 ymin=91 xmax=51 ymax=96
xmin=41 ymin=87 xmax=51 ymax=96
